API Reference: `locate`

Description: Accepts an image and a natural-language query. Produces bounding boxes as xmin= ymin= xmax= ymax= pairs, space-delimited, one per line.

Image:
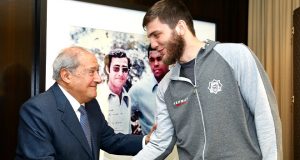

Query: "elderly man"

xmin=16 ymin=46 xmax=145 ymax=160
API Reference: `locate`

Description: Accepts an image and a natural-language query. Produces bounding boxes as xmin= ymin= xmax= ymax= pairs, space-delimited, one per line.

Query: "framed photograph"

xmin=40 ymin=0 xmax=216 ymax=159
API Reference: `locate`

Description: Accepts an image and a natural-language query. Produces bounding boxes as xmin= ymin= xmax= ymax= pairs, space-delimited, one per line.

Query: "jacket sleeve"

xmin=16 ymin=102 xmax=56 ymax=160
xmin=216 ymin=43 xmax=282 ymax=160
xmin=133 ymin=78 xmax=176 ymax=160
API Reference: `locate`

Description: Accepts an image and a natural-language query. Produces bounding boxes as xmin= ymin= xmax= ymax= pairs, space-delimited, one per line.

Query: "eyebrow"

xmin=86 ymin=66 xmax=99 ymax=70
xmin=150 ymin=56 xmax=162 ymax=59
xmin=112 ymin=65 xmax=128 ymax=67
xmin=148 ymin=30 xmax=159 ymax=38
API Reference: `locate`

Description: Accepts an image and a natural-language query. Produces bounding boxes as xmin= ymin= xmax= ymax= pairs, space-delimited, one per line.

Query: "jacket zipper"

xmin=194 ymin=58 xmax=206 ymax=160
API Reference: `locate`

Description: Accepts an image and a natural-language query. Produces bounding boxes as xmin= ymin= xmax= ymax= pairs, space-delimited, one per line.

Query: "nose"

xmin=117 ymin=70 xmax=123 ymax=76
xmin=94 ymin=72 xmax=102 ymax=84
xmin=154 ymin=60 xmax=159 ymax=66
xmin=150 ymin=38 xmax=158 ymax=50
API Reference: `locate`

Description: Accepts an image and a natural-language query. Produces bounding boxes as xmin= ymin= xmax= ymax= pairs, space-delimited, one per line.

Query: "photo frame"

xmin=37 ymin=0 xmax=216 ymax=159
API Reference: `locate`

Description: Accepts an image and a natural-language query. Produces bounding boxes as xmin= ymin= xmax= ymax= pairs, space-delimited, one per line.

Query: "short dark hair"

xmin=142 ymin=0 xmax=195 ymax=36
xmin=147 ymin=45 xmax=155 ymax=58
xmin=104 ymin=49 xmax=131 ymax=75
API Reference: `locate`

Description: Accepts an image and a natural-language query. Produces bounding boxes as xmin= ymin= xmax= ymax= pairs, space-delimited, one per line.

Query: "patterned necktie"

xmin=78 ymin=105 xmax=92 ymax=149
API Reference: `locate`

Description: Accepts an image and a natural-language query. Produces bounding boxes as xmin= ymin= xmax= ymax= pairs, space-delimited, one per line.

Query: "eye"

xmin=88 ymin=69 xmax=95 ymax=76
xmin=87 ymin=68 xmax=99 ymax=76
xmin=122 ymin=67 xmax=129 ymax=73
xmin=149 ymin=58 xmax=155 ymax=62
xmin=150 ymin=31 xmax=160 ymax=39
xmin=153 ymin=33 xmax=160 ymax=39
xmin=113 ymin=67 xmax=120 ymax=72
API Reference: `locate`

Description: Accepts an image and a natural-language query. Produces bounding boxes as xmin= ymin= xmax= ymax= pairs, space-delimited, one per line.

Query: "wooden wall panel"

xmin=0 ymin=0 xmax=34 ymax=159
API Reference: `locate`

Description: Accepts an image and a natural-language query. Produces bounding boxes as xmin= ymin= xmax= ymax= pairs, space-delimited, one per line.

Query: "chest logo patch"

xmin=208 ymin=79 xmax=223 ymax=94
xmin=174 ymin=97 xmax=189 ymax=107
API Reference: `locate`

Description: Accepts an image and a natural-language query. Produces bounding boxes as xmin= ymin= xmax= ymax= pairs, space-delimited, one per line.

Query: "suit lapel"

xmin=51 ymin=83 xmax=93 ymax=159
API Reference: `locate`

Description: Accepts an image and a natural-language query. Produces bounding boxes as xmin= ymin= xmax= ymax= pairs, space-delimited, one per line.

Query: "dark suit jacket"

xmin=16 ymin=83 xmax=143 ymax=160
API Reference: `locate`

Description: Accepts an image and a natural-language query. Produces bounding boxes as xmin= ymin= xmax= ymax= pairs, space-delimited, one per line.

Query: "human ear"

xmin=60 ymin=68 xmax=72 ymax=83
xmin=176 ymin=20 xmax=186 ymax=35
xmin=105 ymin=66 xmax=110 ymax=74
xmin=175 ymin=25 xmax=181 ymax=34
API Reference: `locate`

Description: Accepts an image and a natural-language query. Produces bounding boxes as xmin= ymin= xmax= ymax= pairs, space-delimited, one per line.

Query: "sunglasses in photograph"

xmin=112 ymin=66 xmax=129 ymax=73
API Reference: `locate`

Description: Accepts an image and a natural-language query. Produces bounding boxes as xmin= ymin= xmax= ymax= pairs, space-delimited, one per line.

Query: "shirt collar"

xmin=58 ymin=84 xmax=83 ymax=112
xmin=149 ymin=74 xmax=158 ymax=92
xmin=108 ymin=87 xmax=130 ymax=107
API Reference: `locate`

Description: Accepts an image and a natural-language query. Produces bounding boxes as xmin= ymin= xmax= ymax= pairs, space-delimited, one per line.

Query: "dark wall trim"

xmin=33 ymin=0 xmax=46 ymax=95
xmin=75 ymin=0 xmax=149 ymax=12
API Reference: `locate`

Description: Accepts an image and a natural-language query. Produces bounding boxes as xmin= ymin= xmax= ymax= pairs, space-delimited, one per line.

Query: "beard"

xmin=163 ymin=30 xmax=185 ymax=65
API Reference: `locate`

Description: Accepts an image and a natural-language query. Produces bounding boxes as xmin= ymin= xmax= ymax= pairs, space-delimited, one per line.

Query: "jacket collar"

xmin=169 ymin=40 xmax=218 ymax=80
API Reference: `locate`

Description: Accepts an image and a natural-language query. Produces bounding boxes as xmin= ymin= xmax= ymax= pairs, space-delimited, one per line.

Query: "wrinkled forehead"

xmin=78 ymin=53 xmax=99 ymax=67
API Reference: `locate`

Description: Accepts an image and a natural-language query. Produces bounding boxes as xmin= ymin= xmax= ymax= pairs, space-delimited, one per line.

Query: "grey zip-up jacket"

xmin=133 ymin=40 xmax=282 ymax=160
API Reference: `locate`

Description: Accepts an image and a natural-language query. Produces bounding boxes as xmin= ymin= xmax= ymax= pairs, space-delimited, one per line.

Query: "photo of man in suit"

xmin=16 ymin=46 xmax=146 ymax=160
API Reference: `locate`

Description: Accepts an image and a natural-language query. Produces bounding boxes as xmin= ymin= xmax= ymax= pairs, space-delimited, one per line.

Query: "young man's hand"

xmin=145 ymin=123 xmax=157 ymax=144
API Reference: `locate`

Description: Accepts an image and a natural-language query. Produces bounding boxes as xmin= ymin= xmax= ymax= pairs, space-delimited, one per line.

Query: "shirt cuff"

xmin=142 ymin=136 xmax=147 ymax=148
